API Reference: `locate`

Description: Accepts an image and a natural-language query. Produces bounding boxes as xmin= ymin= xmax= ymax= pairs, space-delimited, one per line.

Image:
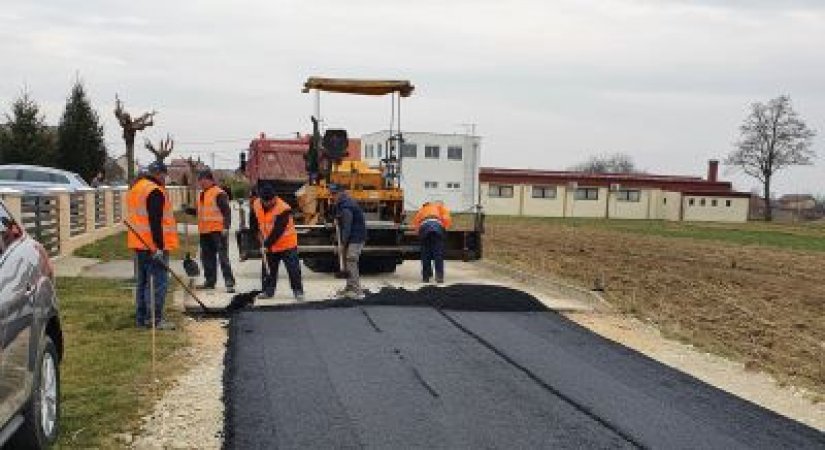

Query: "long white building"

xmin=360 ymin=131 xmax=480 ymax=212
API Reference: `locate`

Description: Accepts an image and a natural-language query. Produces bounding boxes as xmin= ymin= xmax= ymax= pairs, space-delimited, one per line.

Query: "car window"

xmin=51 ymin=173 xmax=70 ymax=184
xmin=19 ymin=169 xmax=52 ymax=182
xmin=0 ymin=168 xmax=19 ymax=181
xmin=0 ymin=203 xmax=24 ymax=257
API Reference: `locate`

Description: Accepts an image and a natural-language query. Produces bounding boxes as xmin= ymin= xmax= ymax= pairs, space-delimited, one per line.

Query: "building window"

xmin=700 ymin=198 xmax=706 ymax=206
xmin=447 ymin=146 xmax=463 ymax=160
xmin=532 ymin=186 xmax=557 ymax=199
xmin=365 ymin=144 xmax=373 ymax=158
xmin=726 ymin=200 xmax=732 ymax=207
xmin=425 ymin=145 xmax=440 ymax=159
xmin=446 ymin=182 xmax=461 ymax=189
xmin=711 ymin=199 xmax=718 ymax=207
xmin=575 ymin=187 xmax=599 ymax=201
xmin=424 ymin=181 xmax=438 ymax=189
xmin=616 ymin=189 xmax=641 ymax=202
xmin=401 ymin=143 xmax=417 ymax=158
xmin=689 ymin=198 xmax=695 ymax=206
xmin=663 ymin=197 xmax=667 ymax=205
xmin=488 ymin=184 xmax=514 ymax=198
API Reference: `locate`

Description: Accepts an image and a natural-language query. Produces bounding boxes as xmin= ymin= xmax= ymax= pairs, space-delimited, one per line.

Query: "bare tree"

xmin=571 ymin=153 xmax=637 ymax=174
xmin=726 ymin=95 xmax=816 ymax=221
xmin=144 ymin=134 xmax=174 ymax=163
xmin=114 ymin=95 xmax=156 ymax=182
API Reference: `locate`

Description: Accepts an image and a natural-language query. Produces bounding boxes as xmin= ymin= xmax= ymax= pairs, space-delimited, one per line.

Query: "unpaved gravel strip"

xmin=127 ymin=319 xmax=227 ymax=450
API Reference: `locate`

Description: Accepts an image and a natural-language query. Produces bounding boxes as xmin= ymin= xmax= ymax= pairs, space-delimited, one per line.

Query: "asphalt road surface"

xmin=223 ymin=285 xmax=825 ymax=449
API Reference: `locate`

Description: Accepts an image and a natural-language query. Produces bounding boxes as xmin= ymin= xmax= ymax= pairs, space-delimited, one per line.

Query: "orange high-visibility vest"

xmin=127 ymin=178 xmax=180 ymax=251
xmin=253 ymin=197 xmax=298 ymax=252
xmin=413 ymin=202 xmax=452 ymax=232
xmin=197 ymin=185 xmax=226 ymax=233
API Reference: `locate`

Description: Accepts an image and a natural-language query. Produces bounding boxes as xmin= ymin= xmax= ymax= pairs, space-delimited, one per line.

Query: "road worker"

xmin=249 ymin=184 xmax=304 ymax=301
xmin=126 ymin=161 xmax=178 ymax=330
xmin=185 ymin=170 xmax=236 ymax=293
xmin=330 ymin=185 xmax=367 ymax=299
xmin=412 ymin=200 xmax=452 ymax=284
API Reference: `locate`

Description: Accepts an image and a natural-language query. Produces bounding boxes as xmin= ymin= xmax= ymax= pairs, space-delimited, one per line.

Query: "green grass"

xmin=486 ymin=216 xmax=825 ymax=252
xmin=74 ymin=231 xmax=199 ymax=261
xmin=55 ymin=277 xmax=188 ymax=448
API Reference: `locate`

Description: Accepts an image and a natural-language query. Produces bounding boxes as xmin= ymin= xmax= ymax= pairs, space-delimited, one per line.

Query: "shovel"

xmin=182 ymin=220 xmax=200 ymax=277
xmin=334 ymin=218 xmax=348 ymax=279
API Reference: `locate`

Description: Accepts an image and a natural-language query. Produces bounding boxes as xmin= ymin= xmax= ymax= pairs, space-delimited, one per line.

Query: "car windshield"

xmin=73 ymin=174 xmax=90 ymax=187
xmin=0 ymin=168 xmax=19 ymax=181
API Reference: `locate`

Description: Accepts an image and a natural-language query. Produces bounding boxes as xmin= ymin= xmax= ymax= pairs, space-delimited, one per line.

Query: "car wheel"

xmin=10 ymin=335 xmax=60 ymax=449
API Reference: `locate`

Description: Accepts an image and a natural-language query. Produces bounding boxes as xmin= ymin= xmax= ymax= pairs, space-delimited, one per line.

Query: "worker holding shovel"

xmin=249 ymin=184 xmax=304 ymax=301
xmin=126 ymin=161 xmax=178 ymax=330
xmin=330 ymin=185 xmax=367 ymax=299
xmin=185 ymin=170 xmax=236 ymax=293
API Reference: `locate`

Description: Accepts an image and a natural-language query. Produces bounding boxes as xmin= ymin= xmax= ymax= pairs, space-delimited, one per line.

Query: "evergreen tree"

xmin=0 ymin=91 xmax=56 ymax=166
xmin=57 ymin=80 xmax=107 ymax=182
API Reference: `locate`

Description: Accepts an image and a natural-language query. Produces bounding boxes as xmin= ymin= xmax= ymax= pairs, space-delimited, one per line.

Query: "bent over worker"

xmin=249 ymin=184 xmax=304 ymax=301
xmin=412 ymin=201 xmax=452 ymax=284
xmin=126 ymin=161 xmax=178 ymax=330
xmin=185 ymin=170 xmax=236 ymax=293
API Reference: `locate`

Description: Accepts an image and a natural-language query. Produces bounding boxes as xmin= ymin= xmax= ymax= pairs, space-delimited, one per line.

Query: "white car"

xmin=0 ymin=165 xmax=91 ymax=193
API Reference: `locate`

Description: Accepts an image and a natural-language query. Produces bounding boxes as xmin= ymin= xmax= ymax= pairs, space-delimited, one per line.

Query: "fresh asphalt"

xmin=223 ymin=285 xmax=825 ymax=449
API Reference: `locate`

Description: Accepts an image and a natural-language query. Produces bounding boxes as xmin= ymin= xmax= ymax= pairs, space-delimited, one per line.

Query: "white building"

xmin=360 ymin=131 xmax=480 ymax=212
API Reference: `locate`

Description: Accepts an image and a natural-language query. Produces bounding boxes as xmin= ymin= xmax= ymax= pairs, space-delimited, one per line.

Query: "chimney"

xmin=707 ymin=159 xmax=719 ymax=182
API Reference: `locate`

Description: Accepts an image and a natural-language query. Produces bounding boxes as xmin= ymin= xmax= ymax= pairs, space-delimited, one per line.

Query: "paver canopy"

xmin=302 ymin=78 xmax=414 ymax=97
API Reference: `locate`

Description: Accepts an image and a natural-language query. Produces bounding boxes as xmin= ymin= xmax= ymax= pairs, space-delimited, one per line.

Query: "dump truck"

xmin=237 ymin=77 xmax=483 ymax=273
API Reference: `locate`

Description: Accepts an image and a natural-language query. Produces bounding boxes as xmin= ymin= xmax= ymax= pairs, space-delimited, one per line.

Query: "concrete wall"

xmin=606 ymin=189 xmax=651 ymax=220
xmin=522 ymin=185 xmax=565 ymax=217
xmin=682 ymin=195 xmax=749 ymax=222
xmin=479 ymin=182 xmax=748 ymax=222
xmin=362 ymin=131 xmax=480 ymax=212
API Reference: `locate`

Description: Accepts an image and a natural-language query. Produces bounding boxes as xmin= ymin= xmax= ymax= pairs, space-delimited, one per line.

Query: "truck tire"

xmin=9 ymin=335 xmax=60 ymax=449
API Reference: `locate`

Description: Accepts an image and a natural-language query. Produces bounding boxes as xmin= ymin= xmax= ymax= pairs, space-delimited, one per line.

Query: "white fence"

xmin=0 ymin=186 xmax=188 ymax=257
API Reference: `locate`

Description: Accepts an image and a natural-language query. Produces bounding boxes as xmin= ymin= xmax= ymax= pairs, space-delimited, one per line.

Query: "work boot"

xmin=337 ymin=288 xmax=364 ymax=300
xmin=257 ymin=292 xmax=274 ymax=300
xmin=196 ymin=283 xmax=215 ymax=290
xmin=154 ymin=320 xmax=176 ymax=331
xmin=422 ymin=277 xmax=430 ymax=283
xmin=226 ymin=286 xmax=236 ymax=294
xmin=436 ymin=276 xmax=444 ymax=284
xmin=294 ymin=291 xmax=305 ymax=302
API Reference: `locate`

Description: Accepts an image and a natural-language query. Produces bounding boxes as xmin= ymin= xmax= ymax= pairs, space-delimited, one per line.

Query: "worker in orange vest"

xmin=249 ymin=184 xmax=304 ymax=301
xmin=185 ymin=170 xmax=236 ymax=292
xmin=412 ymin=201 xmax=452 ymax=284
xmin=126 ymin=161 xmax=178 ymax=330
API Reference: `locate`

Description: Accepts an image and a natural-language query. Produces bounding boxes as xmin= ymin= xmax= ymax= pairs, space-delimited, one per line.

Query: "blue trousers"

xmin=419 ymin=222 xmax=445 ymax=281
xmin=262 ymin=248 xmax=304 ymax=296
xmin=135 ymin=250 xmax=169 ymax=326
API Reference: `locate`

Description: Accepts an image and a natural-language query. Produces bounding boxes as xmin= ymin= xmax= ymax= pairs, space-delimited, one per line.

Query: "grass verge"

xmin=74 ymin=231 xmax=199 ymax=261
xmin=55 ymin=277 xmax=189 ymax=448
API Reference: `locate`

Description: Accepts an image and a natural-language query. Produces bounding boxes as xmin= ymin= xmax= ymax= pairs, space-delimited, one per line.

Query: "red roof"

xmin=480 ymin=167 xmax=746 ymax=195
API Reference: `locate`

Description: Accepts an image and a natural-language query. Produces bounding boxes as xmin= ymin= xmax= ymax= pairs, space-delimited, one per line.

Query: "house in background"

xmin=361 ymin=131 xmax=480 ymax=212
xmin=480 ymin=160 xmax=751 ymax=222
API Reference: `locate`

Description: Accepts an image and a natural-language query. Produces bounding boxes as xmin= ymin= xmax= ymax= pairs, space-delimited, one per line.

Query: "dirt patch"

xmin=483 ymin=218 xmax=825 ymax=399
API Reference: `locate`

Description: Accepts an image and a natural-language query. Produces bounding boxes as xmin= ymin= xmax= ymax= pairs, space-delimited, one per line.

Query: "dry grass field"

xmin=480 ymin=216 xmax=825 ymax=399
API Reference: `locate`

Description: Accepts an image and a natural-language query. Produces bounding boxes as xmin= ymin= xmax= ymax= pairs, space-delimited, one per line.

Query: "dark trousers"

xmin=262 ymin=247 xmax=303 ymax=295
xmin=419 ymin=222 xmax=445 ymax=281
xmin=200 ymin=232 xmax=235 ymax=287
xmin=135 ymin=250 xmax=168 ymax=326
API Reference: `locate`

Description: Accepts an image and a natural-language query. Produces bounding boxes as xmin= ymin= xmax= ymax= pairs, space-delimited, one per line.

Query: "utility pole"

xmin=210 ymin=152 xmax=216 ymax=170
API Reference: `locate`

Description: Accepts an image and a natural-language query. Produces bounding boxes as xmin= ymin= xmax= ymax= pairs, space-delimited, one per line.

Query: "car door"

xmin=0 ymin=204 xmax=34 ymax=424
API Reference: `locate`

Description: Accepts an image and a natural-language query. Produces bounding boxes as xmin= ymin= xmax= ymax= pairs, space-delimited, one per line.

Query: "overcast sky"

xmin=1 ymin=0 xmax=824 ymax=195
